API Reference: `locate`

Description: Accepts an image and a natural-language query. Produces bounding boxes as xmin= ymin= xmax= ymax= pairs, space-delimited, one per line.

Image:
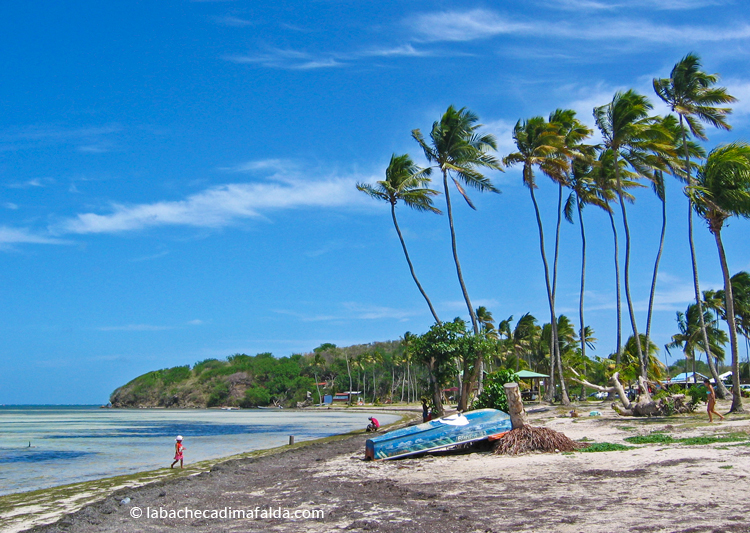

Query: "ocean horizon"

xmin=0 ymin=405 xmax=399 ymax=496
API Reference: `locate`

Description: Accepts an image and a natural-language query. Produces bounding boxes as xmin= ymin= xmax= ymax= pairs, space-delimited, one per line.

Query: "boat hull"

xmin=365 ymin=408 xmax=511 ymax=460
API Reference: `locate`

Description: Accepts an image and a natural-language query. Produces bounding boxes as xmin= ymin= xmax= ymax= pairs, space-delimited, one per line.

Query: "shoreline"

xmin=0 ymin=409 xmax=416 ymax=533
xmin=9 ymin=402 xmax=750 ymax=533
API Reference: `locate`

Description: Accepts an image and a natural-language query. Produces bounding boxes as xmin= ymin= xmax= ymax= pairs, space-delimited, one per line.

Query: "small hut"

xmin=515 ymin=370 xmax=548 ymax=402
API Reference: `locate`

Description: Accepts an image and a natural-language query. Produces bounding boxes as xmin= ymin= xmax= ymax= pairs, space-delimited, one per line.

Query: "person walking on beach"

xmin=171 ymin=435 xmax=185 ymax=468
xmin=703 ymin=379 xmax=725 ymax=422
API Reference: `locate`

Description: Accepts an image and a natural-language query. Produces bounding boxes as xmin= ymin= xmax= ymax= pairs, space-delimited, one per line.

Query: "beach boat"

xmin=365 ymin=408 xmax=512 ymax=460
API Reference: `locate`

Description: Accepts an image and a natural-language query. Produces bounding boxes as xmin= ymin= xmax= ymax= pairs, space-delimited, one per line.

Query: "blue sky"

xmin=2 ymin=1 xmax=749 ymax=404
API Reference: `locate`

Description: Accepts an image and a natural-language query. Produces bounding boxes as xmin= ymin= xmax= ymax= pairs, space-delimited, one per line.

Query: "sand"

xmin=10 ymin=400 xmax=750 ymax=533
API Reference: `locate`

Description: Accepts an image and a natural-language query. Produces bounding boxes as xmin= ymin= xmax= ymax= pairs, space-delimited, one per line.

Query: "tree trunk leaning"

xmin=504 ymin=382 xmax=529 ymax=429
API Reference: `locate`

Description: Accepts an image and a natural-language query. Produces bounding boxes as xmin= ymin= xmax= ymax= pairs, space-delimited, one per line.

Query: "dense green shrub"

xmin=206 ymin=382 xmax=230 ymax=407
xmin=471 ymin=369 xmax=518 ymax=412
xmin=161 ymin=365 xmax=191 ymax=386
xmin=687 ymin=384 xmax=708 ymax=404
xmin=241 ymin=386 xmax=271 ymax=407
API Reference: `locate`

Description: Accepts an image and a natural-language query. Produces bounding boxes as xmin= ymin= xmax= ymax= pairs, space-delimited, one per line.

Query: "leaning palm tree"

xmin=594 ymin=90 xmax=672 ymax=382
xmin=412 ymin=106 xmax=502 ymax=335
xmin=688 ymin=142 xmax=750 ymax=413
xmin=592 ymin=149 xmax=643 ymax=365
xmin=357 ymin=154 xmax=442 ymax=324
xmin=413 ymin=106 xmax=502 ymax=398
xmin=565 ymin=146 xmax=606 ymax=365
xmin=504 ymin=115 xmax=570 ymax=403
xmin=653 ymin=53 xmax=735 ymax=396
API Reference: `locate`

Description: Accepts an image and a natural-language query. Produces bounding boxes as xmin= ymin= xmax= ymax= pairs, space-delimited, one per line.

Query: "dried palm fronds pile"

xmin=493 ymin=425 xmax=585 ymax=455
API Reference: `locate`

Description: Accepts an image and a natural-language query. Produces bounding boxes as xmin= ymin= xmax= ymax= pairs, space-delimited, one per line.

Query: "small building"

xmin=666 ymin=372 xmax=709 ymax=385
xmin=332 ymin=391 xmax=362 ymax=403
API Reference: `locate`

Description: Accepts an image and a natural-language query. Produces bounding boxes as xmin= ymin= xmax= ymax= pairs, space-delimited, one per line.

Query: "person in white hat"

xmin=171 ymin=435 xmax=185 ymax=469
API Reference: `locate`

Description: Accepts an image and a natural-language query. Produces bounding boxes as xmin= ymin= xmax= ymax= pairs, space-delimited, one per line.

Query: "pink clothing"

xmin=174 ymin=442 xmax=184 ymax=460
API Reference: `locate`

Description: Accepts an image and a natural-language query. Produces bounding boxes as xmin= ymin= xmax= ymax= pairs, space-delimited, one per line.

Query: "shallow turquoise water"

xmin=0 ymin=406 xmax=398 ymax=496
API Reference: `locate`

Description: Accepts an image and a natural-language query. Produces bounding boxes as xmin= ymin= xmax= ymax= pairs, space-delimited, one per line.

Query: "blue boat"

xmin=365 ymin=408 xmax=512 ymax=460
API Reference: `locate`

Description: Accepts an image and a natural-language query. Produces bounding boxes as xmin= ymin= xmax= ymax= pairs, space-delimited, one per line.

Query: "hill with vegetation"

xmin=109 ymin=341 xmax=412 ymax=408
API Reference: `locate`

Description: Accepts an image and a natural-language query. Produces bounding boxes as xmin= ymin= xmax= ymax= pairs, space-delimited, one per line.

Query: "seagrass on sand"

xmin=493 ymin=425 xmax=585 ymax=455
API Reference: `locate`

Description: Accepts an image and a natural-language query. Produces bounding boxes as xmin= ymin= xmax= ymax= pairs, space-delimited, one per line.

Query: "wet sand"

xmin=16 ymin=401 xmax=750 ymax=533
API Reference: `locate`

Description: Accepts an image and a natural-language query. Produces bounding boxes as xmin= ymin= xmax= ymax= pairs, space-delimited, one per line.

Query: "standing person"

xmin=703 ymin=379 xmax=725 ymax=422
xmin=171 ymin=435 xmax=185 ymax=468
xmin=421 ymin=399 xmax=429 ymax=423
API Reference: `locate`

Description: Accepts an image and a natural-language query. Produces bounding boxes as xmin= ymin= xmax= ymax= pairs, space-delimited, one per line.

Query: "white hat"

xmin=176 ymin=435 xmax=183 ymax=441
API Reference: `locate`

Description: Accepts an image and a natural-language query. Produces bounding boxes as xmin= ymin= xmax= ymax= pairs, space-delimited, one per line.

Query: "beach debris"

xmin=589 ymin=411 xmax=601 ymax=417
xmin=570 ymin=409 xmax=579 ymax=418
xmin=119 ymin=497 xmax=131 ymax=505
xmin=493 ymin=425 xmax=585 ymax=455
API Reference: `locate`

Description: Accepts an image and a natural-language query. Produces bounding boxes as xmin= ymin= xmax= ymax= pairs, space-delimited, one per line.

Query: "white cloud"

xmin=213 ymin=15 xmax=254 ymax=27
xmin=97 ymin=324 xmax=173 ymax=332
xmin=409 ymin=8 xmax=750 ymax=45
xmin=410 ymin=9 xmax=532 ymax=42
xmin=3 ymin=202 xmax=18 ymax=210
xmin=546 ymin=0 xmax=729 ymax=10
xmin=54 ymin=174 xmax=367 ymax=235
xmin=725 ymin=78 xmax=750 ymax=118
xmin=361 ymin=44 xmax=431 ymax=58
xmin=274 ymin=302 xmax=421 ymax=322
xmin=0 ymin=226 xmax=70 ymax=247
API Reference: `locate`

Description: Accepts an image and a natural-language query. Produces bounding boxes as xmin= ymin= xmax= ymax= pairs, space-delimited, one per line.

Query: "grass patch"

xmin=680 ymin=433 xmax=748 ymax=445
xmin=625 ymin=434 xmax=675 ymax=444
xmin=625 ymin=431 xmax=749 ymax=446
xmin=719 ymin=465 xmax=733 ymax=469
xmin=580 ymin=442 xmax=635 ymax=453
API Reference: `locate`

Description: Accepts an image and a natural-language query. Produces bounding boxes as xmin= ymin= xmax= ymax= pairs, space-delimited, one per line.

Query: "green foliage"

xmin=687 ymin=384 xmax=708 ymax=404
xmin=471 ymin=369 xmax=518 ymax=412
xmin=161 ymin=366 xmax=191 ymax=386
xmin=241 ymin=386 xmax=271 ymax=407
xmin=625 ymin=434 xmax=675 ymax=444
xmin=206 ymin=382 xmax=230 ymax=407
xmin=579 ymin=442 xmax=635 ymax=452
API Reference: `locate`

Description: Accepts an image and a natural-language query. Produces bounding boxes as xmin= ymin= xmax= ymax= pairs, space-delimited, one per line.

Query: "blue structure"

xmin=365 ymin=408 xmax=512 ymax=460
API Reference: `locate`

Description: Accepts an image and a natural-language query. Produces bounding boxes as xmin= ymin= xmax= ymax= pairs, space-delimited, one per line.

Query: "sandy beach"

xmin=8 ymin=400 xmax=750 ymax=533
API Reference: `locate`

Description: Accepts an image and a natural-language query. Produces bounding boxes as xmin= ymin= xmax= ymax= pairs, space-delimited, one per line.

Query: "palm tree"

xmin=592 ymin=149 xmax=643 ymax=364
xmin=357 ymin=154 xmax=442 ymax=323
xmin=512 ymin=313 xmax=539 ymax=372
xmin=565 ymin=146 xmax=606 ymax=365
xmin=666 ymin=302 xmax=727 ymax=382
xmin=412 ymin=106 xmax=502 ymax=336
xmin=594 ymin=90 xmax=672 ymax=382
xmin=653 ymin=53 xmax=735 ymax=396
xmin=504 ymin=115 xmax=570 ymax=403
xmin=688 ymin=142 xmax=750 ymax=412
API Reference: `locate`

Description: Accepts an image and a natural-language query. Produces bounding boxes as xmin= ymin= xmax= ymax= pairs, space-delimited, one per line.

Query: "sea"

xmin=0 ymin=406 xmax=400 ymax=497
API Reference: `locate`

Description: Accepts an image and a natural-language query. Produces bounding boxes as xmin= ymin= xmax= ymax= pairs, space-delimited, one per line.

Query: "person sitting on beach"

xmin=171 ymin=435 xmax=185 ymax=468
xmin=703 ymin=379 xmax=725 ymax=422
xmin=366 ymin=416 xmax=380 ymax=432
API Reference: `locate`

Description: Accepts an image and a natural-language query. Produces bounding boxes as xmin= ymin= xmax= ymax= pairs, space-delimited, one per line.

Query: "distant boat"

xmin=257 ymin=405 xmax=282 ymax=409
xmin=221 ymin=407 xmax=239 ymax=411
xmin=365 ymin=408 xmax=511 ymax=460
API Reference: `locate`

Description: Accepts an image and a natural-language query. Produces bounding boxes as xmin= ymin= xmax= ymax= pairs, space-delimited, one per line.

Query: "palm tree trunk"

xmin=529 ymin=185 xmax=569 ymax=404
xmin=391 ymin=204 xmax=441 ymax=324
xmin=712 ymin=226 xmax=745 ymax=412
xmin=441 ymin=169 xmax=483 ymax=408
xmin=646 ymin=193 xmax=666 ymax=343
xmin=442 ymin=169 xmax=479 ymax=335
xmin=680 ymin=117 xmax=729 ymax=399
xmin=577 ymin=199 xmax=587 ymax=362
xmin=608 ymin=209 xmax=623 ymax=366
xmin=614 ymin=155 xmax=646 ymax=380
